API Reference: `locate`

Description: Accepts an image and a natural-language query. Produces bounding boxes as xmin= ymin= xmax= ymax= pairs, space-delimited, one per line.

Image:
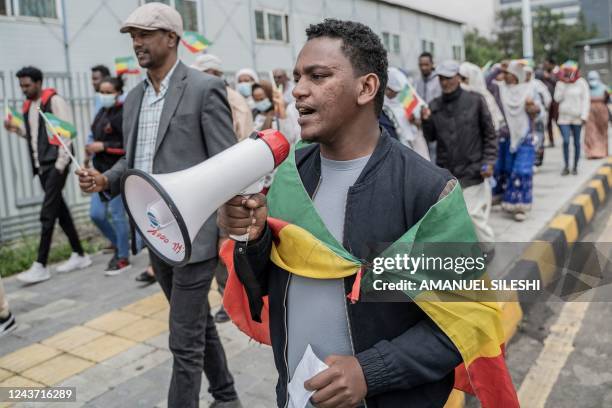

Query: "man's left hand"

xmin=85 ymin=142 xmax=105 ymax=154
xmin=305 ymin=355 xmax=367 ymax=408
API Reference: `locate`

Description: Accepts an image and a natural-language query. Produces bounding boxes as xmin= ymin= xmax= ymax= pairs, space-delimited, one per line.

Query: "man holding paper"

xmin=3 ymin=66 xmax=90 ymax=284
xmin=218 ymin=20 xmax=517 ymax=408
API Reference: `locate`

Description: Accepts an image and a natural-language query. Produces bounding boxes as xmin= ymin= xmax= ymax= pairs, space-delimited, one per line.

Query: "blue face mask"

xmin=237 ymin=82 xmax=253 ymax=97
xmin=255 ymin=98 xmax=272 ymax=112
xmin=97 ymin=93 xmax=117 ymax=109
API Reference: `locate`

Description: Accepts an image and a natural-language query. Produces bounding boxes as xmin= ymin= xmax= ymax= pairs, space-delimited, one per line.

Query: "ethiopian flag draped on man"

xmin=220 ymin=146 xmax=519 ymax=408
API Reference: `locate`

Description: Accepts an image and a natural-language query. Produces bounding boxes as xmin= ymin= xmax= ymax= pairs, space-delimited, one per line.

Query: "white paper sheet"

xmin=288 ymin=344 xmax=329 ymax=408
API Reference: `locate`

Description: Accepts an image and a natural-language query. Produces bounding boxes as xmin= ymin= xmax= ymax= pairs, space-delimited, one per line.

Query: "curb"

xmin=445 ymin=157 xmax=612 ymax=408
xmin=503 ymin=157 xmax=611 ymax=319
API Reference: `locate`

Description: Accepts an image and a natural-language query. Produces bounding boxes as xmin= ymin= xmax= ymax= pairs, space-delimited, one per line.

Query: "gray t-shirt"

xmin=287 ymin=153 xmax=371 ymax=383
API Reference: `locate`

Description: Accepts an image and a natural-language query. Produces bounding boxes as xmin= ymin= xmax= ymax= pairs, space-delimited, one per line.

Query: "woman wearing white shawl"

xmin=460 ymin=62 xmax=505 ymax=131
xmin=492 ymin=61 xmax=542 ymax=221
xmin=382 ymin=67 xmax=430 ymax=160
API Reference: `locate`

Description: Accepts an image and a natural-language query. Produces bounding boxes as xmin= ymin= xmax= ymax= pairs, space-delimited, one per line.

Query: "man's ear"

xmin=168 ymin=31 xmax=179 ymax=49
xmin=357 ymin=73 xmax=380 ymax=108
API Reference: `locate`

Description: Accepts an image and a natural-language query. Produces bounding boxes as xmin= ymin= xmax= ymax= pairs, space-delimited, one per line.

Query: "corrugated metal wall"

xmin=0 ymin=71 xmax=139 ymax=243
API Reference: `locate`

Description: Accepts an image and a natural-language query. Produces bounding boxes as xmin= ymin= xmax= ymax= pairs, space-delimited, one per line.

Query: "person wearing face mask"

xmin=251 ymin=80 xmax=300 ymax=144
xmin=584 ymin=71 xmax=609 ymax=159
xmin=86 ymin=77 xmax=131 ymax=275
xmin=234 ymin=68 xmax=259 ymax=109
xmin=381 ymin=67 xmax=429 ymax=159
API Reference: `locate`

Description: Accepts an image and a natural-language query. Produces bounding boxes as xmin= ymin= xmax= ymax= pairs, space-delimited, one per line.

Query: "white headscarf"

xmin=384 ymin=67 xmax=417 ymax=143
xmin=498 ymin=61 xmax=532 ymax=151
xmin=234 ymin=68 xmax=259 ymax=84
xmin=460 ymin=62 xmax=504 ymax=131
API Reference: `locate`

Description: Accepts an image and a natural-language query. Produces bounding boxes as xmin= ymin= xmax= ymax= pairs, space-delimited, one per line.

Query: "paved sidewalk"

xmin=0 ymin=135 xmax=609 ymax=407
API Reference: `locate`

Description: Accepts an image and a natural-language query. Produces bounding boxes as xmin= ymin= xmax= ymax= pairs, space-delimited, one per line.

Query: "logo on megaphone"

xmin=121 ymin=130 xmax=290 ymax=266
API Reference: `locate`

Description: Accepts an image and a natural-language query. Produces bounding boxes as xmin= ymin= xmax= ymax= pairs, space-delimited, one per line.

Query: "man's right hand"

xmin=3 ymin=120 xmax=22 ymax=135
xmin=421 ymin=106 xmax=432 ymax=121
xmin=76 ymin=167 xmax=108 ymax=193
xmin=217 ymin=193 xmax=268 ymax=241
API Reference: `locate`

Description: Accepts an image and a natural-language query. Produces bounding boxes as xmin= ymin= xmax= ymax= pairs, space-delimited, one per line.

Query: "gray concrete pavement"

xmin=0 ymin=134 xmax=610 ymax=407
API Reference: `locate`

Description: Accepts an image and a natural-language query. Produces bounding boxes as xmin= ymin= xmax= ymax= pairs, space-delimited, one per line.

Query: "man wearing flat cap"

xmin=421 ymin=60 xmax=498 ymax=254
xmin=76 ymin=3 xmax=241 ymax=407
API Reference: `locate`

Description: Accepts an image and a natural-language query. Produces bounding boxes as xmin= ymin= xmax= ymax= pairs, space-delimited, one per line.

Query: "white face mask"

xmin=97 ymin=93 xmax=117 ymax=109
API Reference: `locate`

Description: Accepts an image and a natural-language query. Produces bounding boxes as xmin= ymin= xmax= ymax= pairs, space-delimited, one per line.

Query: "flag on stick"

xmin=114 ymin=56 xmax=140 ymax=75
xmin=181 ymin=31 xmax=212 ymax=53
xmin=38 ymin=109 xmax=81 ymax=170
xmin=4 ymin=106 xmax=24 ymax=128
xmin=398 ymin=82 xmax=426 ymax=118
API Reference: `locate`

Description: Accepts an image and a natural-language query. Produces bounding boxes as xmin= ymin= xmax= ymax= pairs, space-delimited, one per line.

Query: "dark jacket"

xmin=104 ymin=61 xmax=236 ymax=262
xmin=91 ymin=103 xmax=125 ymax=174
xmin=234 ymin=133 xmax=463 ymax=408
xmin=22 ymin=89 xmax=67 ymax=175
xmin=422 ymin=87 xmax=497 ymax=188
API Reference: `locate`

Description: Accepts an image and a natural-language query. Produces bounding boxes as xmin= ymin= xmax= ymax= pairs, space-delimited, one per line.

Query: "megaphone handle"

xmin=229 ymin=177 xmax=265 ymax=243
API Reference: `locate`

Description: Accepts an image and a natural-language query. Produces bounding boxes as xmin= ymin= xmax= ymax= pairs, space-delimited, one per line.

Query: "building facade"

xmin=577 ymin=37 xmax=612 ymax=83
xmin=496 ymin=0 xmax=582 ymax=25
xmin=0 ymin=0 xmax=464 ymax=242
xmin=580 ymin=0 xmax=612 ymax=38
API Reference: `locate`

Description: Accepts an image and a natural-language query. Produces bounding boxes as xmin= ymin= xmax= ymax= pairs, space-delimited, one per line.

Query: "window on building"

xmin=0 ymin=0 xmax=9 ymax=15
xmin=17 ymin=0 xmax=57 ymax=19
xmin=585 ymin=46 xmax=609 ymax=64
xmin=381 ymin=32 xmax=400 ymax=54
xmin=392 ymin=34 xmax=400 ymax=54
xmin=382 ymin=32 xmax=390 ymax=51
xmin=452 ymin=45 xmax=462 ymax=60
xmin=143 ymin=0 xmax=198 ymax=31
xmin=255 ymin=10 xmax=289 ymax=42
xmin=421 ymin=40 xmax=435 ymax=54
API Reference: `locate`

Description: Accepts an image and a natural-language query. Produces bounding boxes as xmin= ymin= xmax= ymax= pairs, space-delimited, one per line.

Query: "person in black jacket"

xmin=218 ymin=20 xmax=464 ymax=408
xmin=421 ymin=60 xmax=497 ymax=253
xmin=86 ymin=77 xmax=131 ymax=275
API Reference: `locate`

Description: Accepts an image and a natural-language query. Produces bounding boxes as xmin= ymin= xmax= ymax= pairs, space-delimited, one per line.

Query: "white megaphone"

xmin=121 ymin=129 xmax=290 ymax=266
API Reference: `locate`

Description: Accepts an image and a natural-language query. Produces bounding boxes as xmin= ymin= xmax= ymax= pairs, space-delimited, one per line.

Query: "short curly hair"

xmin=306 ymin=19 xmax=388 ymax=115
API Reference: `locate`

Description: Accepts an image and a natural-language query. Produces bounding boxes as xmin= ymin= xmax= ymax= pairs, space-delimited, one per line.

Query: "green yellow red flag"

xmin=220 ymin=145 xmax=519 ymax=408
xmin=181 ymin=31 xmax=212 ymax=53
xmin=4 ymin=106 xmax=24 ymax=128
xmin=114 ymin=56 xmax=140 ymax=75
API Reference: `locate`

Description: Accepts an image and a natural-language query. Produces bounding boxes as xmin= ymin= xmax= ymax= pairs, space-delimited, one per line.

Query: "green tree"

xmin=464 ymin=29 xmax=503 ymax=66
xmin=533 ymin=8 xmax=598 ymax=63
xmin=495 ymin=9 xmax=523 ymax=59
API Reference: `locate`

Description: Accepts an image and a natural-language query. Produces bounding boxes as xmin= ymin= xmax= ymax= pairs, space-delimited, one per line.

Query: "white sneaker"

xmin=56 ymin=253 xmax=92 ymax=273
xmin=17 ymin=262 xmax=50 ymax=284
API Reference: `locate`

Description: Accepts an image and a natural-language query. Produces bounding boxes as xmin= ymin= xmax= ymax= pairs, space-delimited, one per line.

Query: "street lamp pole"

xmin=522 ymin=0 xmax=534 ymax=59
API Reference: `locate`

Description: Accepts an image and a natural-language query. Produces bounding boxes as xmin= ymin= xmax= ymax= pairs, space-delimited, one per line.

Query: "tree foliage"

xmin=465 ymin=6 xmax=598 ymax=65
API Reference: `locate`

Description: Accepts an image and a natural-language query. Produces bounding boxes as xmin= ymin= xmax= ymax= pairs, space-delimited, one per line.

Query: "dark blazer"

xmin=235 ymin=132 xmax=463 ymax=407
xmin=104 ymin=61 xmax=236 ymax=263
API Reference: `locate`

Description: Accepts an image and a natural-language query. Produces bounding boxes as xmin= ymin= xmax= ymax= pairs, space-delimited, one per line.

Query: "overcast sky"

xmin=399 ymin=0 xmax=497 ymax=36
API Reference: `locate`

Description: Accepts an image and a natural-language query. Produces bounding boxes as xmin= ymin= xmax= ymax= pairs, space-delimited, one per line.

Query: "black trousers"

xmin=150 ymin=253 xmax=237 ymax=408
xmin=37 ymin=166 xmax=84 ymax=265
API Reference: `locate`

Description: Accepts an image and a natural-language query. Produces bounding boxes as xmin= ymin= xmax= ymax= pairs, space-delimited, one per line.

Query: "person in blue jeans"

xmin=86 ymin=77 xmax=131 ymax=275
xmin=554 ymin=61 xmax=590 ymax=175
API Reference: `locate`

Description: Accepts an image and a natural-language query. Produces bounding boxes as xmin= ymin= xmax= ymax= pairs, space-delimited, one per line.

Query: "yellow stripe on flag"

xmin=270 ymin=224 xmax=359 ymax=279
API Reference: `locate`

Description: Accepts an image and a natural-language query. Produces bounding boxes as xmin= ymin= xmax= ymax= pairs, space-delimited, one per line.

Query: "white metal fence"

xmin=0 ymin=71 xmax=140 ymax=243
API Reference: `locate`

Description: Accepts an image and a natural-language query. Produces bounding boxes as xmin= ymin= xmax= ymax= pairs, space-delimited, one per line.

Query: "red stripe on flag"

xmin=404 ymin=97 xmax=420 ymax=118
xmin=453 ymin=345 xmax=519 ymax=408
xmin=220 ymin=239 xmax=271 ymax=345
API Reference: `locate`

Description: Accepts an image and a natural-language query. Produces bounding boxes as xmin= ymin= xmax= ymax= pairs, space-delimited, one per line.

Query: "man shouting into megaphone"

xmin=76 ymin=3 xmax=241 ymax=408
xmin=218 ymin=19 xmax=518 ymax=408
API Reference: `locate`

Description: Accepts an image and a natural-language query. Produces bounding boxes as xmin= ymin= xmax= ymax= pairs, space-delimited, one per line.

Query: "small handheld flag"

xmin=399 ymin=83 xmax=426 ymax=118
xmin=38 ymin=109 xmax=81 ymax=170
xmin=5 ymin=106 xmax=24 ymax=129
xmin=115 ymin=56 xmax=140 ymax=76
xmin=181 ymin=31 xmax=212 ymax=54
